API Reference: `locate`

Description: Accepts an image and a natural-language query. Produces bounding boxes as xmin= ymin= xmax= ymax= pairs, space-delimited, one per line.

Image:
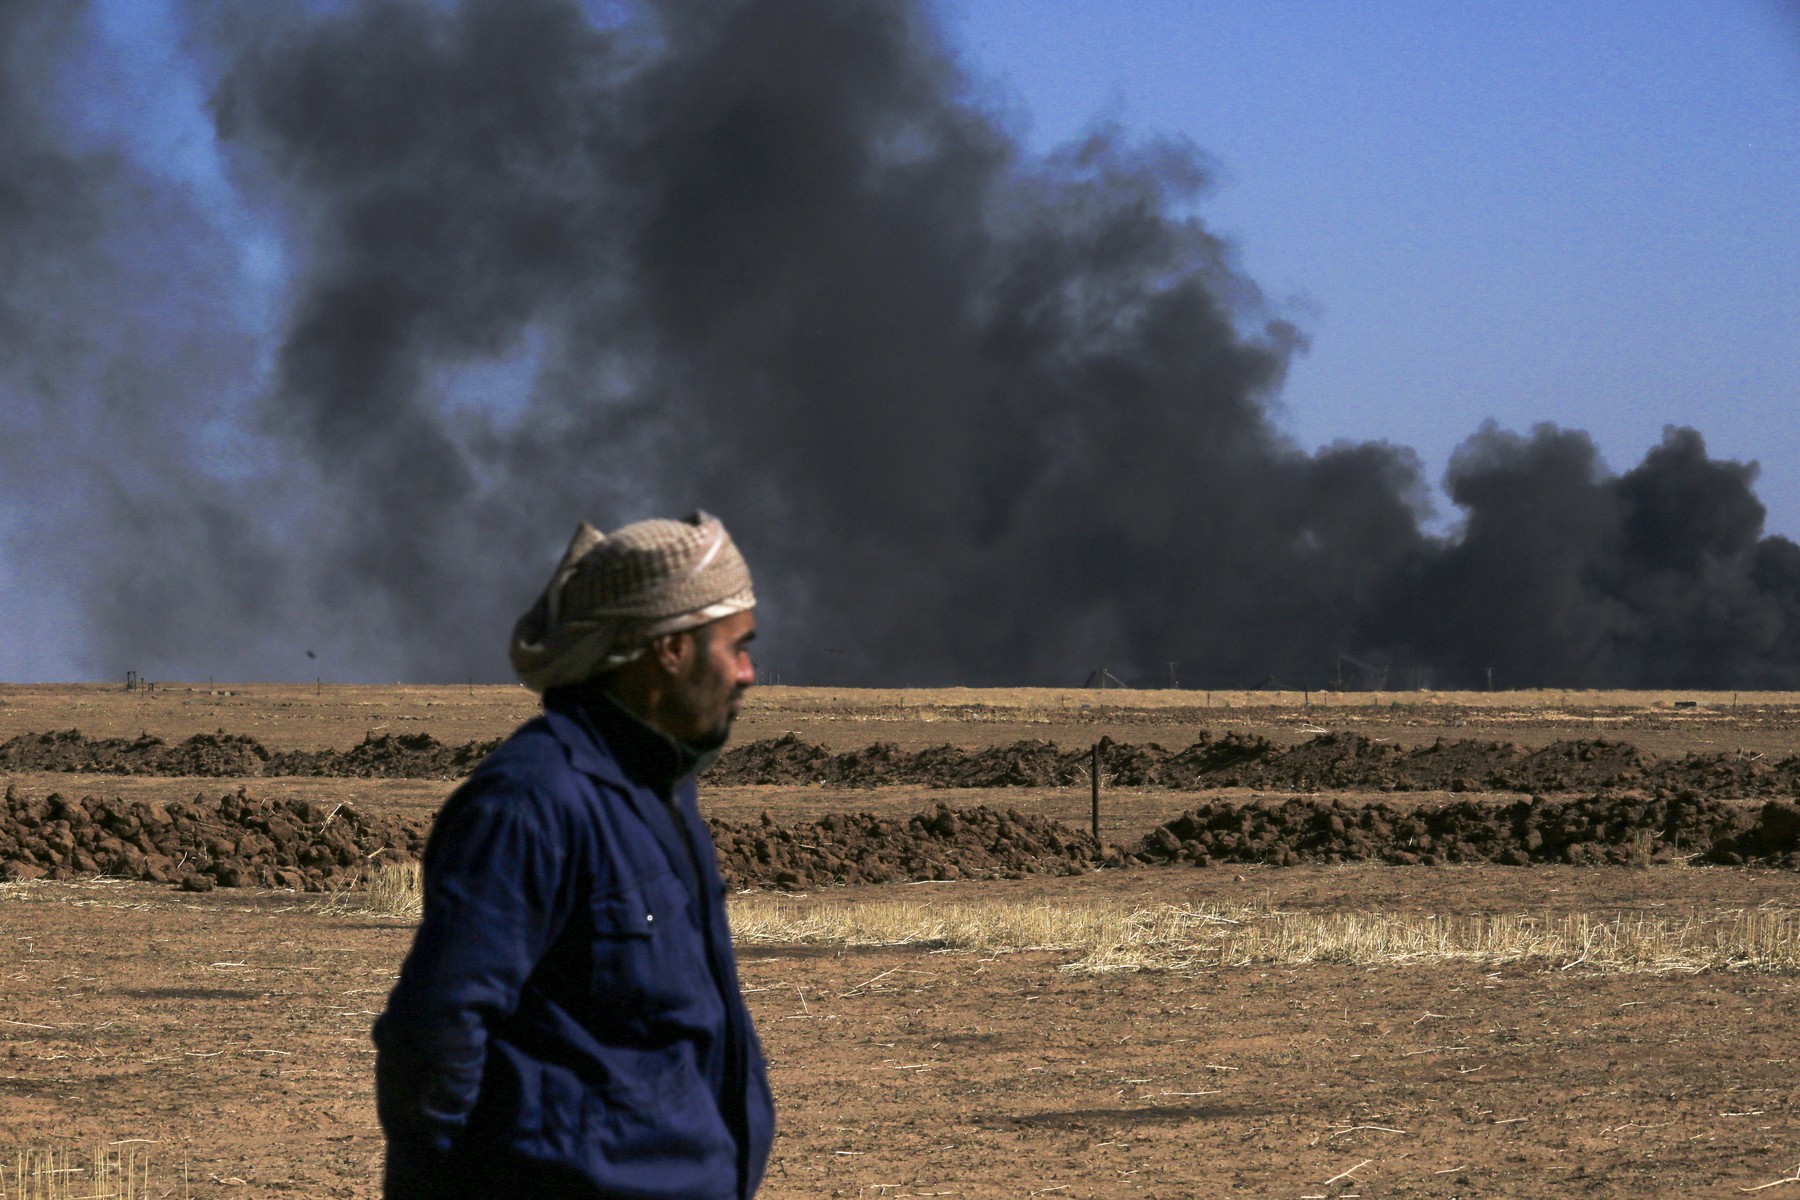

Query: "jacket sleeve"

xmin=374 ymin=777 xmax=573 ymax=1197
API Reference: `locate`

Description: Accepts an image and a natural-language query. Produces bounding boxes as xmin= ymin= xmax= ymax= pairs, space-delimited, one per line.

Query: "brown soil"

xmin=10 ymin=681 xmax=1800 ymax=756
xmin=1131 ymin=792 xmax=1800 ymax=869
xmin=707 ymin=729 xmax=1800 ymax=796
xmin=0 ymin=729 xmax=501 ymax=779
xmin=9 ymin=725 xmax=1800 ymax=798
xmin=0 ymin=786 xmax=425 ymax=891
xmin=11 ymin=785 xmax=1798 ymax=895
xmin=5 ymin=870 xmax=1800 ymax=1198
xmin=709 ymin=803 xmax=1110 ymax=888
xmin=7 ymin=685 xmax=1800 ymax=1197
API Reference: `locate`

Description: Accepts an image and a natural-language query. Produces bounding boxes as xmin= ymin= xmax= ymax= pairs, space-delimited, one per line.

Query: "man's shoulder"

xmin=478 ymin=715 xmax=570 ymax=770
xmin=431 ymin=719 xmax=587 ymax=840
xmin=464 ymin=710 xmax=625 ymax=800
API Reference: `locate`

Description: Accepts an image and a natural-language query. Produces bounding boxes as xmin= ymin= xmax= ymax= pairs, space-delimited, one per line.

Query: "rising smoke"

xmin=0 ymin=0 xmax=288 ymax=679
xmin=5 ymin=0 xmax=1798 ymax=689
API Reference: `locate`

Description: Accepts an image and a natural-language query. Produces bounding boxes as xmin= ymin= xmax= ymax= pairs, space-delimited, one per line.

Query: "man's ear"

xmin=650 ymin=630 xmax=694 ymax=675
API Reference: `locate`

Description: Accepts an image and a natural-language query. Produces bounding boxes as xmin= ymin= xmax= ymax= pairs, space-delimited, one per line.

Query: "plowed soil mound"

xmin=273 ymin=731 xmax=503 ymax=778
xmin=707 ymin=803 xmax=1111 ymax=889
xmin=0 ymin=729 xmax=502 ymax=778
xmin=0 ymin=786 xmax=426 ymax=891
xmin=1133 ymin=791 xmax=1800 ymax=869
xmin=6 ymin=785 xmax=1800 ymax=893
xmin=0 ymin=728 xmax=273 ymax=775
xmin=709 ymin=731 xmax=1799 ymax=796
xmin=8 ymin=727 xmax=1797 ymax=795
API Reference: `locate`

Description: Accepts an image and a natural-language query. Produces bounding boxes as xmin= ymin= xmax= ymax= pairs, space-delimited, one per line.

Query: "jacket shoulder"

xmin=476 ymin=716 xmax=578 ymax=776
xmin=443 ymin=716 xmax=601 ymax=816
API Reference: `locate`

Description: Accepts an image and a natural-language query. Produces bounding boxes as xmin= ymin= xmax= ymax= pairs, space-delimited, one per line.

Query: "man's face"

xmin=665 ymin=609 xmax=756 ymax=751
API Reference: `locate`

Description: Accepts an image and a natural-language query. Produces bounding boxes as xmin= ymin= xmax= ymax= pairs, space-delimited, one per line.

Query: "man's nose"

xmin=737 ymin=652 xmax=757 ymax=687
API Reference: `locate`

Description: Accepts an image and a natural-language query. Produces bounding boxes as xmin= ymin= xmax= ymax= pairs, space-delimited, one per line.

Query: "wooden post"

xmin=1090 ymin=739 xmax=1102 ymax=841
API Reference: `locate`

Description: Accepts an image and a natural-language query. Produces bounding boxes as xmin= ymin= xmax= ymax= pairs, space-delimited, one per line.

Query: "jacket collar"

xmin=542 ymin=681 xmax=708 ymax=799
xmin=542 ymin=683 xmax=715 ymax=902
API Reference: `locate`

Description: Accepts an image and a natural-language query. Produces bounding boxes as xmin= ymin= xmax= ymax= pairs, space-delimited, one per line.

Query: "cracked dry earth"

xmin=5 ymin=685 xmax=1800 ymax=1197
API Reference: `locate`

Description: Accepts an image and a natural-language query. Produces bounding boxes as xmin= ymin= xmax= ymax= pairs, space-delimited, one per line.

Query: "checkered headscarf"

xmin=509 ymin=511 xmax=755 ymax=693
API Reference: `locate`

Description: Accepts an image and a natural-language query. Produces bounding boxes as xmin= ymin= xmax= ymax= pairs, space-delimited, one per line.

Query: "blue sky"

xmin=945 ymin=0 xmax=1800 ymax=535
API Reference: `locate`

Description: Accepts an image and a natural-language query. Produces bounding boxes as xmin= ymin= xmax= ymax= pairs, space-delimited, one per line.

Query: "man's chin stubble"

xmin=688 ymin=718 xmax=734 ymax=753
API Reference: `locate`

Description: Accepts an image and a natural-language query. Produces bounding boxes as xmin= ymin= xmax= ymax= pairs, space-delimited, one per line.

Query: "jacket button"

xmin=646 ymin=913 xmax=655 ymax=923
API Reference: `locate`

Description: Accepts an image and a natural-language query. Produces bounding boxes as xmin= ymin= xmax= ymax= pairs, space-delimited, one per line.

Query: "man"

xmin=374 ymin=511 xmax=775 ymax=1199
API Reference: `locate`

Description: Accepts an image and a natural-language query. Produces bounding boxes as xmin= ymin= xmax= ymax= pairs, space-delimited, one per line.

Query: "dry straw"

xmin=362 ymin=861 xmax=423 ymax=919
xmin=727 ymin=896 xmax=1800 ymax=975
xmin=337 ymin=862 xmax=1800 ymax=974
xmin=0 ymin=1144 xmax=171 ymax=1200
xmin=314 ymin=860 xmax=422 ymax=919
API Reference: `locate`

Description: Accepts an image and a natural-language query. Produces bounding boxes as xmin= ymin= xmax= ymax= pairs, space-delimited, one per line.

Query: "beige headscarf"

xmin=509 ymin=511 xmax=755 ymax=694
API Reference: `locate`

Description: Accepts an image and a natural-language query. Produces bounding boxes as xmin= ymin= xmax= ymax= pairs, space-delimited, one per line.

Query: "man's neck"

xmin=594 ymin=667 xmax=684 ymax=742
xmin=548 ymin=679 xmax=710 ymax=795
xmin=590 ymin=677 xmax=661 ymax=734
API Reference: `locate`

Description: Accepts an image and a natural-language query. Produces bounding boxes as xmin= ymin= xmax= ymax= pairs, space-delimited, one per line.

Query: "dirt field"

xmin=4 ymin=684 xmax=1800 ymax=1197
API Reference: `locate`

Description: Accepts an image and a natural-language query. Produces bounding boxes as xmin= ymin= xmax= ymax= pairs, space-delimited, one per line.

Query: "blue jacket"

xmin=374 ymin=690 xmax=775 ymax=1198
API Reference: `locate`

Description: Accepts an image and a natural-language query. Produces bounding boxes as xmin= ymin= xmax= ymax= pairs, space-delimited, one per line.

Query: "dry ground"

xmin=7 ymin=682 xmax=1800 ymax=755
xmin=5 ymin=685 xmax=1800 ymax=1197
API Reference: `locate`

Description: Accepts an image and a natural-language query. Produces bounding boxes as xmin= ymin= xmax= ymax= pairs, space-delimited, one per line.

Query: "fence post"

xmin=1091 ymin=739 xmax=1102 ymax=841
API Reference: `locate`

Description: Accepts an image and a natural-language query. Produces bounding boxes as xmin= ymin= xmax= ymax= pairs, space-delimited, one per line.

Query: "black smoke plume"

xmin=6 ymin=0 xmax=1798 ymax=689
xmin=0 ymin=0 xmax=284 ymax=679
